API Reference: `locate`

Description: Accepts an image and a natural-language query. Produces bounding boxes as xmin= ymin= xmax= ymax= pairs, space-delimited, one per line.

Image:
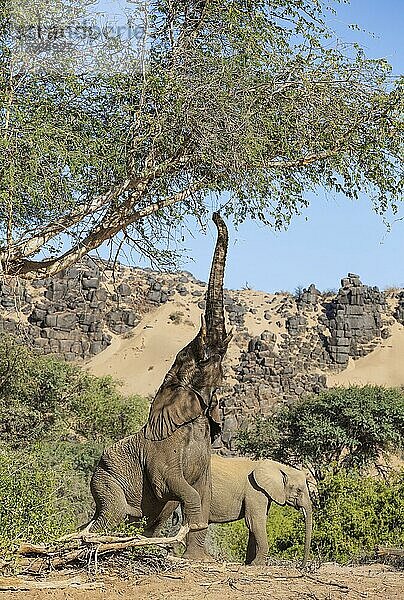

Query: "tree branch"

xmin=172 ymin=1 xmax=209 ymax=58
xmin=4 ymin=185 xmax=201 ymax=278
xmin=2 ymin=178 xmax=134 ymax=259
xmin=266 ymin=148 xmax=341 ymax=169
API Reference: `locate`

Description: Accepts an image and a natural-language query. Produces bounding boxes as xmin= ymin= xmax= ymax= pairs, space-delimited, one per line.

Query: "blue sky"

xmin=95 ymin=1 xmax=403 ymax=293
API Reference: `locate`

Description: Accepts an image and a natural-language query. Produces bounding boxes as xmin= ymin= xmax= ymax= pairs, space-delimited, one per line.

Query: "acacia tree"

xmin=236 ymin=386 xmax=404 ymax=477
xmin=0 ymin=0 xmax=402 ymax=279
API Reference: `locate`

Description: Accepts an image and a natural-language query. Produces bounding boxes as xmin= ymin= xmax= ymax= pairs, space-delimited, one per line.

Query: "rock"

xmin=148 ymin=290 xmax=161 ymax=303
xmin=44 ymin=281 xmax=67 ymax=301
xmin=45 ymin=314 xmax=58 ymax=328
xmin=82 ymin=277 xmax=99 ymax=290
xmin=117 ymin=283 xmax=131 ymax=296
xmin=56 ymin=313 xmax=77 ymax=331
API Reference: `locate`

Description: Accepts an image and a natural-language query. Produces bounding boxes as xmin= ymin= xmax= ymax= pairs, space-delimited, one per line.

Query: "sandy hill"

xmin=1 ymin=259 xmax=403 ymax=451
xmin=87 ymin=286 xmax=289 ymax=397
xmin=327 ymin=321 xmax=404 ymax=388
xmin=87 ymin=284 xmax=404 ymax=398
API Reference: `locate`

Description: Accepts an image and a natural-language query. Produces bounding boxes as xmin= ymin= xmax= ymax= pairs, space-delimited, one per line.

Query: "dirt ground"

xmin=1 ymin=559 xmax=403 ymax=600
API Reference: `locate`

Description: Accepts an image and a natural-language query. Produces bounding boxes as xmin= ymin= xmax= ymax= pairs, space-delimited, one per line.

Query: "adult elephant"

xmin=158 ymin=455 xmax=317 ymax=566
xmin=83 ymin=213 xmax=232 ymax=559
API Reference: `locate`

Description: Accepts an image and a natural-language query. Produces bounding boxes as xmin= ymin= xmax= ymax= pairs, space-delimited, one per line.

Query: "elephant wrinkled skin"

xmin=209 ymin=455 xmax=317 ymax=566
xmin=84 ymin=214 xmax=232 ymax=560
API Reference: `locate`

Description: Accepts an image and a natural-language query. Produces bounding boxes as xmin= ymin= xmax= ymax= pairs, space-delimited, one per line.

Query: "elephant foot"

xmin=248 ymin=556 xmax=266 ymax=567
xmin=182 ymin=548 xmax=214 ymax=562
xmin=189 ymin=522 xmax=208 ymax=532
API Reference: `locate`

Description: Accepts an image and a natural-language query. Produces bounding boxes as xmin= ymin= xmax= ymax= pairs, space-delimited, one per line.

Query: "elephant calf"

xmin=209 ymin=455 xmax=316 ymax=565
xmin=163 ymin=454 xmax=317 ymax=566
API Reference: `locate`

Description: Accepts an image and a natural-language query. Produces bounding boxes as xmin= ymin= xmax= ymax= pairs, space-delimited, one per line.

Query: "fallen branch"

xmin=15 ymin=525 xmax=189 ymax=573
xmin=375 ymin=546 xmax=404 ymax=557
xmin=79 ymin=526 xmax=190 ymax=554
xmin=305 ymin=575 xmax=349 ymax=591
xmin=17 ymin=543 xmax=48 ymax=555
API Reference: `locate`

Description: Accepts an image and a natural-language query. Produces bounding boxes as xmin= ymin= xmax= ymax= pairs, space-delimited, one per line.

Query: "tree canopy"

xmin=236 ymin=386 xmax=404 ymax=477
xmin=0 ymin=0 xmax=402 ymax=278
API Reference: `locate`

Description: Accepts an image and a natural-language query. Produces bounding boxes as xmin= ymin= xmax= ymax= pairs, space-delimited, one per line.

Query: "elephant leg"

xmin=167 ymin=476 xmax=207 ymax=532
xmin=87 ymin=472 xmax=130 ymax=532
xmin=244 ymin=495 xmax=269 ymax=566
xmin=182 ymin=474 xmax=212 ymax=562
xmin=143 ymin=500 xmax=179 ymax=536
xmin=246 ymin=531 xmax=257 ymax=565
xmin=183 ymin=528 xmax=210 ymax=561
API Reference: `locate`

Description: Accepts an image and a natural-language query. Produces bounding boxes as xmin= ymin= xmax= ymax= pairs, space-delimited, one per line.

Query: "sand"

xmin=88 ymin=296 xmax=203 ymax=398
xmin=2 ymin=561 xmax=403 ymax=600
xmin=327 ymin=322 xmax=404 ymax=388
xmin=87 ymin=286 xmax=404 ymax=398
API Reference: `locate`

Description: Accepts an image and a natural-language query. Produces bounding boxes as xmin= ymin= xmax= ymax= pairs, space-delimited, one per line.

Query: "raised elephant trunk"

xmin=145 ymin=212 xmax=231 ymax=441
xmin=205 ymin=212 xmax=229 ymax=352
xmin=301 ymin=505 xmax=313 ymax=568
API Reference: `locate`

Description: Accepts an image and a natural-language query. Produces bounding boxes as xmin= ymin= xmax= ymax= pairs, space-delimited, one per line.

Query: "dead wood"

xmin=375 ymin=546 xmax=404 ymax=557
xmin=13 ymin=525 xmax=189 ymax=573
xmin=17 ymin=543 xmax=48 ymax=555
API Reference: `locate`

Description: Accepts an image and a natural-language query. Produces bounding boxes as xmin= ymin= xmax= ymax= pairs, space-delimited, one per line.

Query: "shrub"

xmin=0 ymin=335 xmax=150 ymax=551
xmin=237 ymin=386 xmax=404 ymax=475
xmin=0 ymin=335 xmax=149 ymax=448
xmin=313 ymin=469 xmax=404 ymax=563
xmin=236 ymin=417 xmax=280 ymax=461
xmin=209 ymin=470 xmax=404 ymax=564
xmin=65 ymin=375 xmax=149 ymax=443
xmin=0 ymin=446 xmax=77 ymax=554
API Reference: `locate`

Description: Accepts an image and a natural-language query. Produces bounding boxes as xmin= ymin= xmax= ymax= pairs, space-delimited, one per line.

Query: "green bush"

xmin=0 ymin=446 xmax=76 ymax=554
xmin=314 ymin=469 xmax=404 ymax=562
xmin=210 ymin=470 xmax=404 ymax=564
xmin=0 ymin=336 xmax=149 ymax=447
xmin=237 ymin=386 xmax=404 ymax=474
xmin=0 ymin=335 xmax=150 ymax=552
xmin=67 ymin=376 xmax=149 ymax=442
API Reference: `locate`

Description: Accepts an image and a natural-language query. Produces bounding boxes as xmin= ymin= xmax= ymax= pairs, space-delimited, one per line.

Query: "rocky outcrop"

xmin=0 ymin=259 xmax=402 ymax=451
xmin=322 ymin=273 xmax=387 ymax=367
xmin=216 ymin=274 xmax=396 ymax=451
xmin=394 ymin=291 xmax=404 ymax=325
xmin=0 ymin=258 xmax=197 ymax=361
xmin=217 ymin=330 xmax=327 ymax=450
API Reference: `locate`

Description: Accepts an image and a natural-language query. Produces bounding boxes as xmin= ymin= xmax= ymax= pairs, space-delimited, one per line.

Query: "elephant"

xmin=209 ymin=455 xmax=316 ymax=566
xmin=153 ymin=454 xmax=317 ymax=566
xmin=82 ymin=213 xmax=232 ymax=560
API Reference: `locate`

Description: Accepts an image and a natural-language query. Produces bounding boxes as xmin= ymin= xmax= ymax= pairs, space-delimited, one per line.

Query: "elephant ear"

xmin=251 ymin=460 xmax=287 ymax=506
xmin=144 ymin=384 xmax=202 ymax=441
